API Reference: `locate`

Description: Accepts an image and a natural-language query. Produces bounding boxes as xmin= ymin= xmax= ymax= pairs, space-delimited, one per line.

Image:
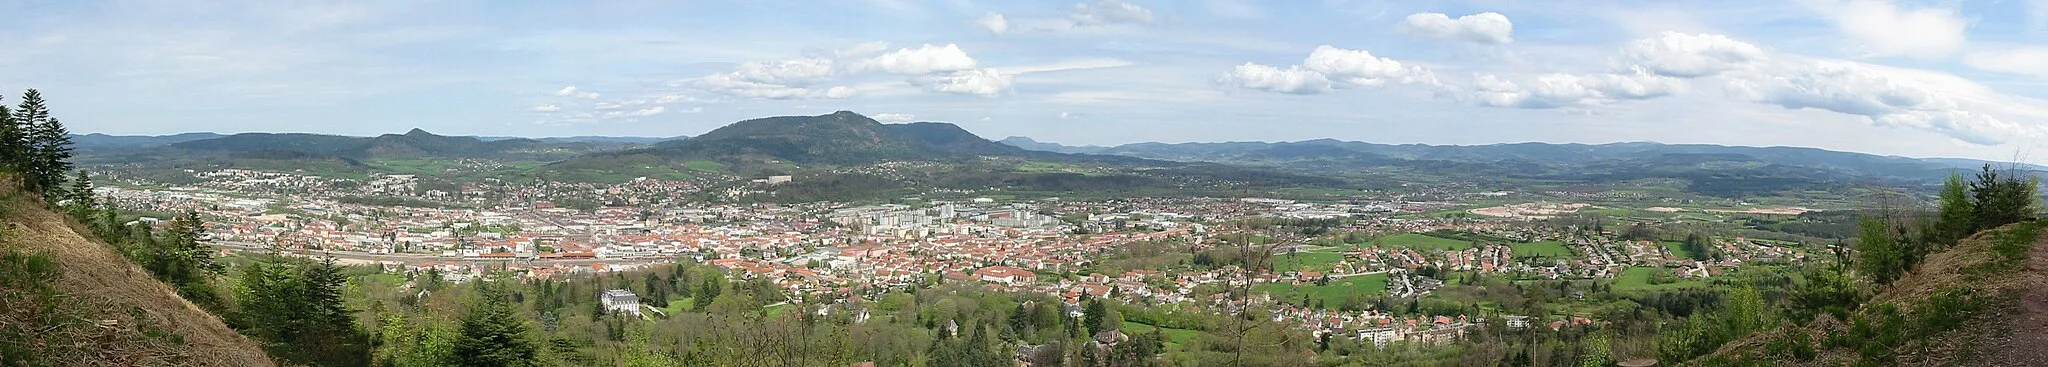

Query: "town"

xmin=97 ymin=168 xmax=1813 ymax=348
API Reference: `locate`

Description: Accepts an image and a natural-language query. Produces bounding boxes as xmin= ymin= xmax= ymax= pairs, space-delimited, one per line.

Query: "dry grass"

xmin=1689 ymin=221 xmax=2048 ymax=366
xmin=0 ymin=177 xmax=275 ymax=366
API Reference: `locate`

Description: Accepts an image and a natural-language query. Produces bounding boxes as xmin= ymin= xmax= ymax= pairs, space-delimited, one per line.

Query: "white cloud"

xmin=728 ymin=58 xmax=835 ymax=84
xmin=1725 ymin=60 xmax=2036 ymax=144
xmin=1069 ymin=0 xmax=1155 ymax=26
xmin=553 ymin=85 xmax=600 ymax=99
xmin=595 ymin=102 xmax=623 ymax=110
xmin=873 ymin=113 xmax=916 ymax=122
xmin=653 ymin=94 xmax=696 ymax=104
xmin=1963 ymin=47 xmax=2048 ymax=78
xmin=1807 ymin=0 xmax=1968 ymax=58
xmin=1004 ymin=58 xmax=1137 ymax=74
xmin=627 ymin=106 xmax=665 ymax=117
xmin=1219 ymin=46 xmax=1434 ymax=94
xmin=1396 ymin=12 xmax=1514 ymax=45
xmin=1618 ymin=32 xmax=1767 ymax=78
xmin=917 ymin=68 xmax=1014 ymax=96
xmin=861 ymin=44 xmax=978 ymax=74
xmin=1461 ymin=72 xmax=1685 ymax=109
xmin=824 ymin=86 xmax=859 ymax=99
xmin=831 ymin=41 xmax=891 ymax=58
xmin=531 ymin=104 xmax=560 ymax=112
xmin=2033 ymin=0 xmax=2048 ymax=32
xmin=600 ymin=106 xmax=666 ymax=119
xmin=977 ymin=13 xmax=1009 ymax=35
xmin=1303 ymin=45 xmax=1437 ymax=87
xmin=1218 ymin=63 xmax=1333 ymax=94
xmin=692 ymin=74 xmax=816 ymax=99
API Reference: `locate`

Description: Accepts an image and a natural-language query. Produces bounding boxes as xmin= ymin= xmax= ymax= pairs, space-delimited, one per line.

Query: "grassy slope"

xmin=1515 ymin=241 xmax=1573 ymax=257
xmin=0 ymin=182 xmax=274 ymax=366
xmin=1697 ymin=221 xmax=2048 ymax=366
xmin=1254 ymin=273 xmax=1391 ymax=308
xmin=1380 ymin=233 xmax=1475 ymax=251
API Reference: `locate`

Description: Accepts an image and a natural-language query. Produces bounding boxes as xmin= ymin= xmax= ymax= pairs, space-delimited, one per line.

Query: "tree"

xmin=1854 ymin=217 xmax=1905 ymax=285
xmin=1680 ymin=232 xmax=1712 ymax=261
xmin=642 ymin=272 xmax=669 ymax=308
xmin=1970 ymin=164 xmax=2039 ymax=232
xmin=8 ymin=89 xmax=66 ymax=194
xmin=1084 ymin=298 xmax=1108 ymax=336
xmin=0 ymin=92 xmax=18 ymax=172
xmin=63 ymin=170 xmax=94 ymax=219
xmin=693 ymin=279 xmax=720 ymax=311
xmin=237 ymin=256 xmax=370 ymax=366
xmin=454 ymin=282 xmax=537 ymax=367
xmin=25 ymin=115 xmax=71 ymax=197
xmin=1932 ymin=171 xmax=1975 ymax=245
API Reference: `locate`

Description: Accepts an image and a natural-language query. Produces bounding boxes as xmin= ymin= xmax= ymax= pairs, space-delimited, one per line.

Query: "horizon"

xmin=8 ymin=0 xmax=2048 ymax=163
xmin=70 ymin=118 xmax=2031 ymax=163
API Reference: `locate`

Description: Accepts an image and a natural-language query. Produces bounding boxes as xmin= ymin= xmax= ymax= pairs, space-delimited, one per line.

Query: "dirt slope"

xmin=0 ymin=186 xmax=274 ymax=366
xmin=1697 ymin=221 xmax=2048 ymax=366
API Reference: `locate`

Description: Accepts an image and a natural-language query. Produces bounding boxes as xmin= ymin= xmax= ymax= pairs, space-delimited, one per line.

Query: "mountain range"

xmin=69 ymin=112 xmax=2045 ymax=198
xmin=998 ymin=137 xmax=2036 ymax=183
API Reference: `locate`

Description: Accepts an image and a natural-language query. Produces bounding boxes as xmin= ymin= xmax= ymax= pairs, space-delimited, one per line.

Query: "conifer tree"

xmin=454 ymin=282 xmax=537 ymax=367
xmin=27 ymin=116 xmax=72 ymax=196
xmin=1932 ymin=171 xmax=1975 ymax=245
xmin=64 ymin=170 xmax=94 ymax=218
xmin=9 ymin=89 xmax=52 ymax=191
xmin=0 ymin=93 xmax=17 ymax=171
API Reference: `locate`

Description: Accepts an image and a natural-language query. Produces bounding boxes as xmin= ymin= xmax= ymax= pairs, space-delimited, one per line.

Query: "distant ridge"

xmin=1000 ymin=137 xmax=2044 ymax=182
xmin=561 ymin=111 xmax=1030 ymax=172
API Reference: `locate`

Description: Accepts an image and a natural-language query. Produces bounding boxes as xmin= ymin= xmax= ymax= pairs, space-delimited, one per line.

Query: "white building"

xmin=1356 ymin=327 xmax=1399 ymax=347
xmin=600 ymin=289 xmax=643 ymax=316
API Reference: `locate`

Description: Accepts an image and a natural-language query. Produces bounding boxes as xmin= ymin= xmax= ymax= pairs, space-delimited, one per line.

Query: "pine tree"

xmin=9 ymin=89 xmax=54 ymax=191
xmin=26 ymin=116 xmax=72 ymax=196
xmin=64 ymin=170 xmax=94 ymax=219
xmin=0 ymin=92 xmax=17 ymax=171
xmin=454 ymin=282 xmax=537 ymax=367
xmin=1933 ymin=171 xmax=1976 ymax=245
xmin=1971 ymin=164 xmax=2040 ymax=231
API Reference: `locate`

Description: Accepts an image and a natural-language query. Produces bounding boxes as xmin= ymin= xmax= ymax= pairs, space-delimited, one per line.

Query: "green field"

xmin=368 ymin=158 xmax=465 ymax=175
xmin=1120 ymin=320 xmax=1199 ymax=349
xmin=682 ymin=160 xmax=725 ymax=172
xmin=1612 ymin=267 xmax=1706 ymax=292
xmin=1660 ymin=241 xmax=1694 ymax=259
xmin=1253 ymin=273 xmax=1390 ymax=308
xmin=1379 ymin=233 xmax=1475 ymax=251
xmin=658 ymin=297 xmax=696 ymax=316
xmin=1513 ymin=241 xmax=1572 ymax=257
xmin=1272 ymin=252 xmax=1345 ymax=272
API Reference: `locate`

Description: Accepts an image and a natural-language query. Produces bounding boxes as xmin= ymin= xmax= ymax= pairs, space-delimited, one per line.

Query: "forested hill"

xmin=0 ymin=179 xmax=274 ymax=366
xmin=1000 ymin=137 xmax=2043 ymax=183
xmin=550 ymin=111 xmax=1077 ymax=176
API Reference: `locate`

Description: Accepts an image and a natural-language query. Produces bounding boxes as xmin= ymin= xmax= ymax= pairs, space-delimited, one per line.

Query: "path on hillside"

xmin=1983 ymin=232 xmax=2048 ymax=366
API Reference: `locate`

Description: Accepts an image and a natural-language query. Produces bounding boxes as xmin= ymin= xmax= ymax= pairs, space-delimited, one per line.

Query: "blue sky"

xmin=4 ymin=0 xmax=2048 ymax=161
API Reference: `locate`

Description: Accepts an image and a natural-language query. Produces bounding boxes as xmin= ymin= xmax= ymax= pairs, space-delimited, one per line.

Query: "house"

xmin=1505 ymin=315 xmax=1531 ymax=329
xmin=974 ymin=266 xmax=1038 ymax=285
xmin=600 ymin=289 xmax=643 ymax=316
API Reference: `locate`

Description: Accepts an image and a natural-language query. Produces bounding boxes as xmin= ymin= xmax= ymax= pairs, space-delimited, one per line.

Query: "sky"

xmin=4 ymin=0 xmax=2048 ymax=161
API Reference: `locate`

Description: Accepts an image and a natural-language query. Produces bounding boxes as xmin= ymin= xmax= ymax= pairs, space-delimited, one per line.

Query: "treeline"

xmin=1858 ymin=166 xmax=2038 ymax=285
xmin=0 ymin=89 xmax=75 ymax=198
